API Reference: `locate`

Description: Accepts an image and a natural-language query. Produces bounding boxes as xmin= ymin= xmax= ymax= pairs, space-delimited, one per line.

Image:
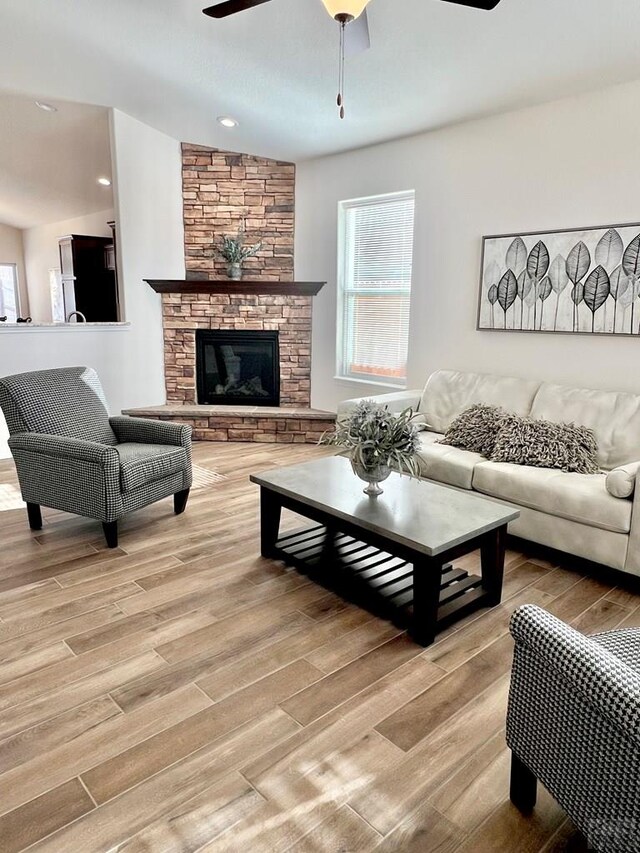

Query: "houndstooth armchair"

xmin=507 ymin=604 xmax=640 ymax=853
xmin=0 ymin=366 xmax=192 ymax=548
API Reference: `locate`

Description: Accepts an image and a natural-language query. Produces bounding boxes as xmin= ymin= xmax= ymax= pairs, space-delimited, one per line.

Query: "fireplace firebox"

xmin=195 ymin=329 xmax=280 ymax=407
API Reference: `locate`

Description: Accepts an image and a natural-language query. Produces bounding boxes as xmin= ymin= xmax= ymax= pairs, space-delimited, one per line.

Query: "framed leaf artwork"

xmin=477 ymin=222 xmax=640 ymax=335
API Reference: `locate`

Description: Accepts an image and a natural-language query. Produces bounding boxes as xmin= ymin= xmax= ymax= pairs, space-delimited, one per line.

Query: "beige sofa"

xmin=337 ymin=370 xmax=640 ymax=577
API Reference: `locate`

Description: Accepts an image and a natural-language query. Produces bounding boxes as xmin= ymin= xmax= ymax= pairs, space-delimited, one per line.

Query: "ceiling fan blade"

xmin=202 ymin=0 xmax=273 ymax=18
xmin=345 ymin=9 xmax=370 ymax=57
xmin=438 ymin=0 xmax=501 ymax=9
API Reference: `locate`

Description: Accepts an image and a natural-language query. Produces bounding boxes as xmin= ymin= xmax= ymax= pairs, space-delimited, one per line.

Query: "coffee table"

xmin=250 ymin=456 xmax=519 ymax=646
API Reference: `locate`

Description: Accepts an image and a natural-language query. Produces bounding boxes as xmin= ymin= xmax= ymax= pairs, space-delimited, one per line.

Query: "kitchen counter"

xmin=0 ymin=322 xmax=130 ymax=332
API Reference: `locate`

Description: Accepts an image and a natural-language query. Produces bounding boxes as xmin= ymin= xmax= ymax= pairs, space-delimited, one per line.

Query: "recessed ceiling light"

xmin=217 ymin=116 xmax=239 ymax=128
xmin=97 ymin=177 xmax=112 ymax=187
xmin=35 ymin=101 xmax=57 ymax=112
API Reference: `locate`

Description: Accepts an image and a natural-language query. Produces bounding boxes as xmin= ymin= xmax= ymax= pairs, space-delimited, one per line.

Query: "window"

xmin=0 ymin=264 xmax=20 ymax=323
xmin=337 ymin=190 xmax=415 ymax=387
xmin=50 ymin=268 xmax=65 ymax=323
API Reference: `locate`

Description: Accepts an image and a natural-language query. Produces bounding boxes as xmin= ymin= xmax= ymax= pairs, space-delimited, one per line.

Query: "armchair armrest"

xmin=8 ymin=432 xmax=119 ymax=465
xmin=8 ymin=432 xmax=123 ymax=523
xmin=509 ymin=604 xmax=640 ymax=745
xmin=337 ymin=390 xmax=423 ymax=423
xmin=109 ymin=416 xmax=192 ymax=447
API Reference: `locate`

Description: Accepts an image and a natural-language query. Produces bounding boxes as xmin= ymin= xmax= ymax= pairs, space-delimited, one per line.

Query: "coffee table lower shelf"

xmin=270 ymin=522 xmax=505 ymax=646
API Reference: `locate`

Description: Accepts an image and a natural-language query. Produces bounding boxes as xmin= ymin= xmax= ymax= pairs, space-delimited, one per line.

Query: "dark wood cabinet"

xmin=58 ymin=234 xmax=119 ymax=322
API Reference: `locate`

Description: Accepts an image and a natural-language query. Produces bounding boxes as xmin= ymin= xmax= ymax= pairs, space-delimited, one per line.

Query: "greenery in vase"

xmin=321 ymin=400 xmax=421 ymax=476
xmin=219 ymin=231 xmax=263 ymax=265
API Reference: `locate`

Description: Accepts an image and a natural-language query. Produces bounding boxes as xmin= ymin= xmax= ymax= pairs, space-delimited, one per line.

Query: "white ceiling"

xmin=2 ymin=0 xmax=640 ymax=163
xmin=0 ymin=92 xmax=113 ymax=229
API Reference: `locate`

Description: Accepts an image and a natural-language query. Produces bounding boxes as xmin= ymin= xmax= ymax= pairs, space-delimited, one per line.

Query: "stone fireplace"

xmin=122 ymin=142 xmax=336 ymax=443
xmin=124 ymin=280 xmax=336 ymax=443
xmin=159 ymin=281 xmax=317 ymax=408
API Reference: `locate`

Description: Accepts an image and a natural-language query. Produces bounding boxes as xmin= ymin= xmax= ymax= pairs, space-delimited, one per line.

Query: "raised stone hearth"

xmin=122 ymin=404 xmax=336 ymax=444
xmin=135 ymin=279 xmax=335 ymax=444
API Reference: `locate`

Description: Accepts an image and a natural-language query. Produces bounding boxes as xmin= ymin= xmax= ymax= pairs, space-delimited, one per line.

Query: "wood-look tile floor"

xmin=0 ymin=442 xmax=638 ymax=852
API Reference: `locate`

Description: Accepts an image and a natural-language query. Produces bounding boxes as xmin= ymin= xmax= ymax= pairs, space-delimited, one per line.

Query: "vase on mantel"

xmin=227 ymin=262 xmax=242 ymax=281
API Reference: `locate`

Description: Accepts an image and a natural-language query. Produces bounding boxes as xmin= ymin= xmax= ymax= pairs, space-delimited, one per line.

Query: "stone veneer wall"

xmin=182 ymin=143 xmax=294 ymax=281
xmin=157 ymin=142 xmax=319 ymax=432
xmin=162 ymin=291 xmax=312 ymax=407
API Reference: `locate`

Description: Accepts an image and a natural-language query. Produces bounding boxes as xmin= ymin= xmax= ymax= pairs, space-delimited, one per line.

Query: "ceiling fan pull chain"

xmin=339 ymin=20 xmax=346 ymax=119
xmin=337 ymin=20 xmax=343 ymax=109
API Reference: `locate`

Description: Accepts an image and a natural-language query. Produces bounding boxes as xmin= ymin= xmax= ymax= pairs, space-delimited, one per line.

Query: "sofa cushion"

xmin=418 ymin=370 xmax=540 ymax=434
xmin=116 ymin=443 xmax=188 ymax=494
xmin=530 ymin=382 xmax=640 ymax=470
xmin=472 ymin=461 xmax=632 ymax=534
xmin=416 ymin=432 xmax=486 ymax=490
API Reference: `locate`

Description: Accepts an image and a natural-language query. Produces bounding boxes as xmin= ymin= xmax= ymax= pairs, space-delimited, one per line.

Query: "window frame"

xmin=336 ymin=190 xmax=415 ymax=389
xmin=0 ymin=263 xmax=21 ymax=323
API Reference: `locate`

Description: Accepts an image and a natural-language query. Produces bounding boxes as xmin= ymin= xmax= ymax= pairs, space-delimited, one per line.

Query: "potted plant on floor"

xmin=321 ymin=400 xmax=421 ymax=496
xmin=219 ymin=230 xmax=263 ymax=280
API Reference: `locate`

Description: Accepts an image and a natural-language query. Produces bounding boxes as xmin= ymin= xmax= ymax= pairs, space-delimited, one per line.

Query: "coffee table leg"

xmin=321 ymin=524 xmax=339 ymax=561
xmin=411 ymin=555 xmax=443 ymax=647
xmin=481 ymin=524 xmax=507 ymax=606
xmin=260 ymin=488 xmax=282 ymax=558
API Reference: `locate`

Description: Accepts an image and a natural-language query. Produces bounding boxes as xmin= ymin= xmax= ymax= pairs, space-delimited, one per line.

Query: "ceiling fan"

xmin=203 ymin=0 xmax=503 ymax=118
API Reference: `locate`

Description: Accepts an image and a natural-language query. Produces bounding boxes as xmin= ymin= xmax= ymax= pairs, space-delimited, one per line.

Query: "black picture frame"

xmin=477 ymin=221 xmax=640 ymax=336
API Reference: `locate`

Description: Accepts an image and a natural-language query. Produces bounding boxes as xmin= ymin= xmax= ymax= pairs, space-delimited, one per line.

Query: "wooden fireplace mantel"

xmin=145 ymin=280 xmax=325 ymax=297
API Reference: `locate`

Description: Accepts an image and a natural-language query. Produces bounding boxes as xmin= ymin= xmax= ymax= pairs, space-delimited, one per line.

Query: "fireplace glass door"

xmin=196 ymin=330 xmax=280 ymax=407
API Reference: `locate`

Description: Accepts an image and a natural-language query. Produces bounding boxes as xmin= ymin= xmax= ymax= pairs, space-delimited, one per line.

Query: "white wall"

xmin=0 ymin=325 xmax=130 ymax=456
xmin=109 ymin=108 xmax=184 ymax=408
xmin=0 ymin=223 xmax=28 ymax=317
xmin=296 ymin=78 xmax=640 ymax=413
xmin=0 ymin=109 xmax=184 ymax=458
xmin=22 ymin=209 xmax=114 ymax=323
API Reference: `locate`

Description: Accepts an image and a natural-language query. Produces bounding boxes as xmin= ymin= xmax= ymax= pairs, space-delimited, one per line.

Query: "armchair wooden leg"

xmin=102 ymin=522 xmax=118 ymax=549
xmin=26 ymin=503 xmax=42 ymax=531
xmin=174 ymin=489 xmax=190 ymax=515
xmin=510 ymin=751 xmax=537 ymax=812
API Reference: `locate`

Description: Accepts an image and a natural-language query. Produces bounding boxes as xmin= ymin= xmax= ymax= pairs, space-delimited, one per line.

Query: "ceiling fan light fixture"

xmin=321 ymin=0 xmax=370 ymax=21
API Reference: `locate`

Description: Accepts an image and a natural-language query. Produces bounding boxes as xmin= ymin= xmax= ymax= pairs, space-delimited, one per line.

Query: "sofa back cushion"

xmin=418 ymin=370 xmax=540 ymax=434
xmin=530 ymin=382 xmax=640 ymax=470
xmin=0 ymin=366 xmax=117 ymax=445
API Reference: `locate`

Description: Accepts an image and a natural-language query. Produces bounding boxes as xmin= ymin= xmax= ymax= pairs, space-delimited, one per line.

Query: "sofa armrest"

xmin=336 ymin=390 xmax=423 ymax=422
xmin=624 ymin=467 xmax=640 ymax=576
xmin=509 ymin=604 xmax=640 ymax=744
xmin=8 ymin=432 xmax=119 ymax=464
xmin=110 ymin=416 xmax=192 ymax=448
xmin=606 ymin=461 xmax=640 ymax=499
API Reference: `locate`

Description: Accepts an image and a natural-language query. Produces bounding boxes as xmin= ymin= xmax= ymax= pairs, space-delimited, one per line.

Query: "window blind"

xmin=338 ymin=191 xmax=415 ymax=385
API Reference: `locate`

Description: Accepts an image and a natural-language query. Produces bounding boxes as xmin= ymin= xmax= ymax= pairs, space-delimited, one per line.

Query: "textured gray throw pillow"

xmin=491 ymin=414 xmax=599 ymax=474
xmin=437 ymin=404 xmax=507 ymax=456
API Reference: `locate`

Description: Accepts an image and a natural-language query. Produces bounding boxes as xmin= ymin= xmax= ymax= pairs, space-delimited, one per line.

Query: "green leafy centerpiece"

xmin=321 ymin=400 xmax=421 ymax=496
xmin=219 ymin=230 xmax=263 ymax=280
